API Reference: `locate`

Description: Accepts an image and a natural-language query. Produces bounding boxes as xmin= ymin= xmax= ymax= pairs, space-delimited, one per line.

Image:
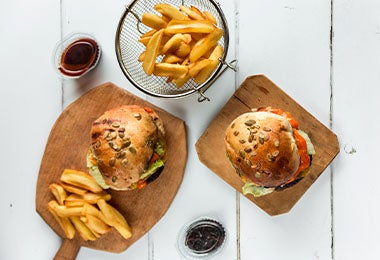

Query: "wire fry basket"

xmin=115 ymin=0 xmax=236 ymax=102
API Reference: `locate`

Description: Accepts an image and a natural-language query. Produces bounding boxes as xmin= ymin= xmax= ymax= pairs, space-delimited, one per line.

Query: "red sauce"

xmin=58 ymin=38 xmax=99 ymax=77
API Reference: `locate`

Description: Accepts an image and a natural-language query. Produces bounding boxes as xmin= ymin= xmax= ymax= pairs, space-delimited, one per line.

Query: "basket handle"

xmin=197 ymin=59 xmax=238 ymax=102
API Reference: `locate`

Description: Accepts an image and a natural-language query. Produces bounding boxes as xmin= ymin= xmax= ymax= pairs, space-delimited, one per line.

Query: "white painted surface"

xmin=1 ymin=0 xmax=378 ymax=259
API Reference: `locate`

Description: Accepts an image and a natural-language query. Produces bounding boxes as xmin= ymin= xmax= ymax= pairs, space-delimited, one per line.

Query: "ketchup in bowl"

xmin=54 ymin=33 xmax=101 ymax=79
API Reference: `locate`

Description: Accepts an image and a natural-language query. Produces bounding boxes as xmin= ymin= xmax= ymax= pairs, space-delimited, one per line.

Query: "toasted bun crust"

xmin=90 ymin=105 xmax=165 ymax=190
xmin=225 ymin=111 xmax=300 ymax=187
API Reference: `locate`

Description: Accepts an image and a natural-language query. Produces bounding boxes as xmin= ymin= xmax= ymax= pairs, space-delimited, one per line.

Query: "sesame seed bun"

xmin=89 ymin=105 xmax=166 ymax=190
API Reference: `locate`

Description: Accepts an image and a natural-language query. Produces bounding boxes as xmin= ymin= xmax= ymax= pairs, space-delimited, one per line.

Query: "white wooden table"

xmin=1 ymin=0 xmax=379 ymax=259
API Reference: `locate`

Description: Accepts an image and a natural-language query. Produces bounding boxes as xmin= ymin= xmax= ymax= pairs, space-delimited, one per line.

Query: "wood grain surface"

xmin=196 ymin=75 xmax=339 ymax=216
xmin=35 ymin=82 xmax=187 ymax=259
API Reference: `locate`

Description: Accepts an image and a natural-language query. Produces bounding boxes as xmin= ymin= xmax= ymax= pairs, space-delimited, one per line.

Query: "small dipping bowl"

xmin=53 ymin=33 xmax=101 ymax=79
xmin=178 ymin=217 xmax=227 ymax=259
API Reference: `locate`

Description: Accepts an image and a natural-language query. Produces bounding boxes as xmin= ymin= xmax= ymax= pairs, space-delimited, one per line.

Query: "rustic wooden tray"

xmin=36 ymin=82 xmax=187 ymax=259
xmin=196 ymin=75 xmax=339 ymax=216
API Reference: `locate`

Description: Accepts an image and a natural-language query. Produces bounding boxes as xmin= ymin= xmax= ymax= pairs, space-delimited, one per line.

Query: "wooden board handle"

xmin=54 ymin=239 xmax=81 ymax=260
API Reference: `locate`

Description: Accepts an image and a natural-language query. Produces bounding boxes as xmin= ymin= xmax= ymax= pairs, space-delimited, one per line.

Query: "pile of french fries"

xmin=47 ymin=169 xmax=132 ymax=241
xmin=138 ymin=3 xmax=224 ymax=88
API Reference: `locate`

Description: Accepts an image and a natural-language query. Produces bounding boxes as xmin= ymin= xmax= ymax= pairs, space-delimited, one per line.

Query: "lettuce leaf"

xmin=298 ymin=129 xmax=316 ymax=155
xmin=242 ymin=181 xmax=274 ymax=197
xmin=154 ymin=140 xmax=165 ymax=156
xmin=86 ymin=150 xmax=110 ymax=189
xmin=140 ymin=159 xmax=164 ymax=180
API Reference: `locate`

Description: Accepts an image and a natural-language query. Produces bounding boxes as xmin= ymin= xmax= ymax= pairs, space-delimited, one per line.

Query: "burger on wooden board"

xmin=225 ymin=107 xmax=315 ymax=197
xmin=87 ymin=105 xmax=167 ymax=190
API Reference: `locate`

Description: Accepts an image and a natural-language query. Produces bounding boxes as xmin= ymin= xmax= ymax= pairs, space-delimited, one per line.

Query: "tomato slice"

xmin=258 ymin=107 xmax=309 ymax=183
xmin=137 ymin=179 xmax=147 ymax=189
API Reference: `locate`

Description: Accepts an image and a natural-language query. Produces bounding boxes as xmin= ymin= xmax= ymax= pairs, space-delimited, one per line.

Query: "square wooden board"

xmin=196 ymin=75 xmax=339 ymax=216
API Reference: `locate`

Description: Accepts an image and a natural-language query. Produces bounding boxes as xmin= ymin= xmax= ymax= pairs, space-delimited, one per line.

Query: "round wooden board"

xmin=36 ymin=82 xmax=187 ymax=259
xmin=196 ymin=75 xmax=340 ymax=216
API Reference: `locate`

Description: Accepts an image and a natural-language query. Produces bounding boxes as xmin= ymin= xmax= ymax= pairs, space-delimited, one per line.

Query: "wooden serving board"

xmin=36 ymin=82 xmax=187 ymax=259
xmin=196 ymin=75 xmax=339 ymax=216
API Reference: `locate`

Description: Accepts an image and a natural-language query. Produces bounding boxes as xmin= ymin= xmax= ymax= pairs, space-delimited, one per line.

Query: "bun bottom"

xmin=240 ymin=163 xmax=311 ymax=197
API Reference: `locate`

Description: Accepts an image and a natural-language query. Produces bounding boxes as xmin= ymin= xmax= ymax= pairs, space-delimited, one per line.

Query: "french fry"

xmin=165 ymin=19 xmax=215 ymax=34
xmin=208 ymin=44 xmax=224 ymax=60
xmin=162 ymin=54 xmax=183 ymax=64
xmin=143 ymin=29 xmax=164 ymax=75
xmin=154 ymin=3 xmax=189 ymax=20
xmin=54 ymin=204 xmax=83 ymax=218
xmin=183 ymin=34 xmax=192 ymax=44
xmin=138 ymin=36 xmax=152 ymax=46
xmin=141 ymin=13 xmax=167 ymax=30
xmin=110 ymin=219 xmax=132 ymax=240
xmin=203 ymin=11 xmax=217 ymax=25
xmin=189 ymin=33 xmax=205 ymax=42
xmin=137 ymin=3 xmax=224 ymax=87
xmin=160 ymin=14 xmax=172 ymax=23
xmin=141 ymin=29 xmax=157 ymax=38
xmin=153 ymin=63 xmax=188 ymax=78
xmin=172 ymin=73 xmax=191 ymax=88
xmin=48 ymin=169 xmax=133 ymax=242
xmin=81 ymin=214 xmax=111 ymax=235
xmin=97 ymin=199 xmax=132 ymax=239
xmin=48 ymin=200 xmax=76 ymax=239
xmin=175 ymin=42 xmax=191 ymax=58
xmin=81 ymin=203 xmax=111 ymax=227
xmin=60 ymin=169 xmax=103 ymax=193
xmin=191 ymin=6 xmax=207 ymax=19
xmin=65 ymin=191 xmax=111 ymax=205
xmin=201 ymin=48 xmax=214 ymax=59
xmin=70 ymin=216 xmax=97 ymax=241
xmin=194 ymin=60 xmax=218 ymax=83
xmin=181 ymin=57 xmax=190 ymax=66
xmin=138 ymin=51 xmax=146 ymax=62
xmin=194 ymin=45 xmax=223 ymax=83
xmin=161 ymin=33 xmax=186 ymax=54
xmin=81 ymin=202 xmax=102 ymax=217
xmin=64 ymin=201 xmax=85 ymax=208
xmin=106 ymin=205 xmax=129 ymax=227
xmin=80 ymin=216 xmax=102 ymax=238
xmin=49 ymin=183 xmax=67 ymax=205
xmin=189 ymin=28 xmax=223 ymax=62
xmin=179 ymin=5 xmax=205 ymax=20
xmin=60 ymin=183 xmax=87 ymax=195
xmin=188 ymin=59 xmax=213 ymax=77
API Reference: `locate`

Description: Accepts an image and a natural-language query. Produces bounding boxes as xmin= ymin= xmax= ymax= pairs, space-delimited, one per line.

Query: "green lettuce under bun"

xmin=86 ymin=148 xmax=110 ymax=189
xmin=242 ymin=181 xmax=274 ymax=197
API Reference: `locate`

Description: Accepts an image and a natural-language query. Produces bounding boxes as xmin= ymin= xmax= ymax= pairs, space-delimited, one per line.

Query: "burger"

xmin=224 ymin=107 xmax=315 ymax=197
xmin=87 ymin=105 xmax=166 ymax=190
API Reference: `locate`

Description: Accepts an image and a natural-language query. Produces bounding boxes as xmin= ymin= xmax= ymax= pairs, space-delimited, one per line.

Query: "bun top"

xmin=90 ymin=105 xmax=165 ymax=190
xmin=225 ymin=111 xmax=300 ymax=187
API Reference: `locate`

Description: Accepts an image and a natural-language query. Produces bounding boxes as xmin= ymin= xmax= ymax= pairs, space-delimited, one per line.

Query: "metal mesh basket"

xmin=115 ymin=0 xmax=235 ymax=101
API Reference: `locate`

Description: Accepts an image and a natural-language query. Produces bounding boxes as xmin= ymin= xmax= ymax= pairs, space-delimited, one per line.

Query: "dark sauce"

xmin=185 ymin=219 xmax=225 ymax=255
xmin=146 ymin=166 xmax=164 ymax=184
xmin=58 ymin=38 xmax=99 ymax=77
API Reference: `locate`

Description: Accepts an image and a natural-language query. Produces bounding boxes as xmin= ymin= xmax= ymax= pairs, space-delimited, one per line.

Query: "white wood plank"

xmin=60 ymin=0 xmax=146 ymax=108
xmin=238 ymin=1 xmax=333 ymax=259
xmin=0 ymin=1 xmax=62 ymax=259
xmin=59 ymin=0 xmax=150 ymax=258
xmin=148 ymin=0 xmax=238 ymax=259
xmin=333 ymin=1 xmax=380 ymax=259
